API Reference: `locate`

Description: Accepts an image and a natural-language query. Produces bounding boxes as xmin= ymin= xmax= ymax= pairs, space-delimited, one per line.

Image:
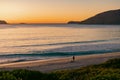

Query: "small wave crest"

xmin=11 ymin=38 xmax=120 ymax=47
xmin=0 ymin=49 xmax=120 ymax=58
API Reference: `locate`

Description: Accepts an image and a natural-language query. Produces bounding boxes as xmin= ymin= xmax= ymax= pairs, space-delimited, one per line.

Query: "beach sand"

xmin=0 ymin=52 xmax=120 ymax=72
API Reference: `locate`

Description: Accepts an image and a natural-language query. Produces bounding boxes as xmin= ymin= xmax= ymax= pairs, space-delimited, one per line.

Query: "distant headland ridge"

xmin=0 ymin=20 xmax=7 ymax=24
xmin=68 ymin=9 xmax=120 ymax=24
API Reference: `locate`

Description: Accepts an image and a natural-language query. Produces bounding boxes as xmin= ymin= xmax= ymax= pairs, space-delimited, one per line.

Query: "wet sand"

xmin=0 ymin=52 xmax=120 ymax=72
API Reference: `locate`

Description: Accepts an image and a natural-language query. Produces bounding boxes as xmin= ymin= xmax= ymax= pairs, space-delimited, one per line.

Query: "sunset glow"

xmin=0 ymin=0 xmax=120 ymax=23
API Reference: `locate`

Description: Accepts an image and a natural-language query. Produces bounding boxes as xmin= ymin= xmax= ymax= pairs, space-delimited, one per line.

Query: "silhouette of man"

xmin=73 ymin=56 xmax=75 ymax=61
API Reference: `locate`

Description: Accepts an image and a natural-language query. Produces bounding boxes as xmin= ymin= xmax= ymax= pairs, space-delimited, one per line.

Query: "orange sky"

xmin=0 ymin=0 xmax=120 ymax=23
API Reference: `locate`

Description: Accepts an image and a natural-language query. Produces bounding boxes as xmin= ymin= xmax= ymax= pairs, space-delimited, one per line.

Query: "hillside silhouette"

xmin=0 ymin=20 xmax=7 ymax=24
xmin=68 ymin=9 xmax=120 ymax=24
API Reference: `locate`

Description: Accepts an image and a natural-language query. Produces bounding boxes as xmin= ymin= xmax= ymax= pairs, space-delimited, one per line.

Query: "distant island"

xmin=68 ymin=9 xmax=120 ymax=24
xmin=0 ymin=20 xmax=7 ymax=24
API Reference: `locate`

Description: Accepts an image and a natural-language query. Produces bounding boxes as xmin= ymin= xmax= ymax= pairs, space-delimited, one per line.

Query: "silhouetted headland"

xmin=19 ymin=23 xmax=27 ymax=24
xmin=0 ymin=20 xmax=7 ymax=24
xmin=68 ymin=21 xmax=80 ymax=24
xmin=68 ymin=9 xmax=120 ymax=24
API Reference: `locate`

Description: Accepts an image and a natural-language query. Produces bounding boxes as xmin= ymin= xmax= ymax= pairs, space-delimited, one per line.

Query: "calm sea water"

xmin=0 ymin=24 xmax=120 ymax=64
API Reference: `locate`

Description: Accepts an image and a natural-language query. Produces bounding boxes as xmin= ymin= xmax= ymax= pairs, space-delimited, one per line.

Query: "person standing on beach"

xmin=73 ymin=56 xmax=75 ymax=61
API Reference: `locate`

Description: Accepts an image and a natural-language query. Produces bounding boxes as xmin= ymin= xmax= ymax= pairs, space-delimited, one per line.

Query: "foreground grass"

xmin=0 ymin=58 xmax=120 ymax=80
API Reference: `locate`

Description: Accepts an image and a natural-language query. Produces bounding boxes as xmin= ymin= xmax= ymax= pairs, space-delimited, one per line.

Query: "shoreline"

xmin=0 ymin=52 xmax=120 ymax=72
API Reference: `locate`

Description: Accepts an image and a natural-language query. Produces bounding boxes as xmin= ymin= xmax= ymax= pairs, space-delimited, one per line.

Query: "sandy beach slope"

xmin=0 ymin=52 xmax=120 ymax=72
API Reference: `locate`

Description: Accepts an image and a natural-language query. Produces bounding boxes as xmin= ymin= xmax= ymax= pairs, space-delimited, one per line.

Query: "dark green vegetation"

xmin=0 ymin=58 xmax=120 ymax=80
xmin=68 ymin=9 xmax=120 ymax=24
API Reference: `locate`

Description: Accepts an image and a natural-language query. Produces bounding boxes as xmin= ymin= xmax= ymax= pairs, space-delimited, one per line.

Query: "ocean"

xmin=0 ymin=24 xmax=120 ymax=64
